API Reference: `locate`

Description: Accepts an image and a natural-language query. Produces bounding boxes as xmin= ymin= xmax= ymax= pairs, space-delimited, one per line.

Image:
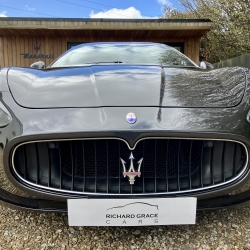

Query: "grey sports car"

xmin=0 ymin=42 xmax=250 ymax=216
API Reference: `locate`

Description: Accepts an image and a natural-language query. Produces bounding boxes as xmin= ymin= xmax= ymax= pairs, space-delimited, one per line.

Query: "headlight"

xmin=0 ymin=102 xmax=12 ymax=127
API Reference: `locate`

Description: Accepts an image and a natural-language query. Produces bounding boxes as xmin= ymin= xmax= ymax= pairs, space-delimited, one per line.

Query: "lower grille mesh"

xmin=13 ymin=138 xmax=247 ymax=194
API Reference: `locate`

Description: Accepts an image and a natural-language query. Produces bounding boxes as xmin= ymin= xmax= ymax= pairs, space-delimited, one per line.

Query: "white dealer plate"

xmin=68 ymin=198 xmax=197 ymax=226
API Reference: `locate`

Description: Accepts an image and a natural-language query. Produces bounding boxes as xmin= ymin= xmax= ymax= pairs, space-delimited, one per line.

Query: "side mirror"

xmin=200 ymin=61 xmax=214 ymax=70
xmin=30 ymin=61 xmax=45 ymax=69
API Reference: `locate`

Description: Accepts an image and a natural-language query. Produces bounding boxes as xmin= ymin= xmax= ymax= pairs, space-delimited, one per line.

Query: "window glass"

xmin=50 ymin=43 xmax=196 ymax=67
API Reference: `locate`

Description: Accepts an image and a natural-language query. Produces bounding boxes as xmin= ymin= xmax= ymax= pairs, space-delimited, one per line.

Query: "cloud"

xmin=0 ymin=11 xmax=7 ymax=17
xmin=25 ymin=5 xmax=35 ymax=11
xmin=157 ymin=0 xmax=169 ymax=5
xmin=90 ymin=7 xmax=156 ymax=19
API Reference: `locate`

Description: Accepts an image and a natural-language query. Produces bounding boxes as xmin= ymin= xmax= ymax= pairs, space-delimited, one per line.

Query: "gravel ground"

xmin=0 ymin=202 xmax=250 ymax=249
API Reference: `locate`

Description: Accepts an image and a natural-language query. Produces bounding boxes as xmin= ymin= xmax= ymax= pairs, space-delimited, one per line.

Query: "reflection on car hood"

xmin=7 ymin=65 xmax=246 ymax=108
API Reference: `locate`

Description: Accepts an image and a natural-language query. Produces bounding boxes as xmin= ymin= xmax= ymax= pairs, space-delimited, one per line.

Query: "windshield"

xmin=50 ymin=43 xmax=197 ymax=68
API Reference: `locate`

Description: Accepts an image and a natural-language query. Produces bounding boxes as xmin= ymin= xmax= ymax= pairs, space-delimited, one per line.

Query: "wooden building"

xmin=0 ymin=17 xmax=212 ymax=68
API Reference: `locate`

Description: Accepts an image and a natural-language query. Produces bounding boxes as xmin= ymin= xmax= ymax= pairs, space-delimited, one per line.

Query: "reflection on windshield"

xmin=50 ymin=43 xmax=196 ymax=67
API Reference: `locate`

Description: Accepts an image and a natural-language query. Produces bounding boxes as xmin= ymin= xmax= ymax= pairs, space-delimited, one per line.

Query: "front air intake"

xmin=12 ymin=138 xmax=248 ymax=195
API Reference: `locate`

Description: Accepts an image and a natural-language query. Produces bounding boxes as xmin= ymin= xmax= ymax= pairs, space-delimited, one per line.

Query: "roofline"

xmin=0 ymin=17 xmax=212 ymax=23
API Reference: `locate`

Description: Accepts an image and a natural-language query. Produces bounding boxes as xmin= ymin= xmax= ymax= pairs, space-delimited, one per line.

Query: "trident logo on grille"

xmin=120 ymin=152 xmax=143 ymax=185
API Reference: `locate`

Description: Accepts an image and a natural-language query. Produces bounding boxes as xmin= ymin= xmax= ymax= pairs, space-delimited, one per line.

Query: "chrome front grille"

xmin=12 ymin=138 xmax=248 ymax=195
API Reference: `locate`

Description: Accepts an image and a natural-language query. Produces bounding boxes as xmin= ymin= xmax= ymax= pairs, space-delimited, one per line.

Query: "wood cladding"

xmin=0 ymin=35 xmax=200 ymax=68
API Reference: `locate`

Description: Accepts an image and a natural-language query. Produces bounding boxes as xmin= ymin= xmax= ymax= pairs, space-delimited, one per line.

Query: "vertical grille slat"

xmin=142 ymin=140 xmax=145 ymax=193
xmin=47 ymin=143 xmax=51 ymax=187
xmin=222 ymin=142 xmax=226 ymax=182
xmin=22 ymin=146 xmax=27 ymax=180
xmin=13 ymin=139 xmax=248 ymax=195
xmin=70 ymin=141 xmax=74 ymax=191
xmin=188 ymin=141 xmax=193 ymax=189
xmin=106 ymin=140 xmax=109 ymax=193
xmin=35 ymin=143 xmax=39 ymax=185
xmin=118 ymin=140 xmax=121 ymax=194
xmin=165 ymin=140 xmax=169 ymax=192
xmin=154 ymin=140 xmax=157 ymax=193
xmin=210 ymin=143 xmax=214 ymax=185
xmin=200 ymin=141 xmax=204 ymax=187
xmin=94 ymin=140 xmax=97 ymax=193
xmin=58 ymin=143 xmax=62 ymax=189
xmin=233 ymin=143 xmax=237 ymax=177
xmin=177 ymin=140 xmax=181 ymax=191
xmin=82 ymin=141 xmax=86 ymax=192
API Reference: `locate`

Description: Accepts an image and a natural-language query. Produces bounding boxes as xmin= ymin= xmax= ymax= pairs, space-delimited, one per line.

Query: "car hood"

xmin=7 ymin=65 xmax=246 ymax=108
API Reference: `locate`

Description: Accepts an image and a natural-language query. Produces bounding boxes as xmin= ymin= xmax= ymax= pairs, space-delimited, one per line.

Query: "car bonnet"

xmin=6 ymin=65 xmax=246 ymax=108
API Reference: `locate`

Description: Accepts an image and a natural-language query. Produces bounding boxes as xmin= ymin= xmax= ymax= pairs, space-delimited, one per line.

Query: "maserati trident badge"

xmin=126 ymin=112 xmax=137 ymax=124
xmin=120 ymin=152 xmax=143 ymax=184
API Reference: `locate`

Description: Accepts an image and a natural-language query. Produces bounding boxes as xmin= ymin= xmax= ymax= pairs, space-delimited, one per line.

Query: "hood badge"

xmin=120 ymin=152 xmax=143 ymax=185
xmin=126 ymin=112 xmax=137 ymax=124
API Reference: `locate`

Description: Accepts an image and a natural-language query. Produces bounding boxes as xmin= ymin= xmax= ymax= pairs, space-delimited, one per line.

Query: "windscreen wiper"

xmin=85 ymin=61 xmax=123 ymax=64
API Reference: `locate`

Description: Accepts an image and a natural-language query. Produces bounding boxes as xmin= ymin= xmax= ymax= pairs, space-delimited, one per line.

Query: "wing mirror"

xmin=200 ymin=61 xmax=214 ymax=70
xmin=30 ymin=61 xmax=45 ymax=69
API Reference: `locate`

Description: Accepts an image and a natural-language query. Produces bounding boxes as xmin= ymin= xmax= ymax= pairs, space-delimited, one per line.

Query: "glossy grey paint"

xmin=7 ymin=65 xmax=246 ymax=108
xmin=0 ymin=61 xmax=250 ymax=203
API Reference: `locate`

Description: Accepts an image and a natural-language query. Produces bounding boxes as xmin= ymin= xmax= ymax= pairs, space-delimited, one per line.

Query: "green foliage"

xmin=160 ymin=0 xmax=250 ymax=63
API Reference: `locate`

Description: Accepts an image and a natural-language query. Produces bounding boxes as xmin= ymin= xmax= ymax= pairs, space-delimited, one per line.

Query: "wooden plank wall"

xmin=0 ymin=35 xmax=200 ymax=68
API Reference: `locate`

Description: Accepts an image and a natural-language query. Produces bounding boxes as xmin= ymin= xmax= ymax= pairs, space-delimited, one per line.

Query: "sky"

xmin=0 ymin=0 xmax=182 ymax=19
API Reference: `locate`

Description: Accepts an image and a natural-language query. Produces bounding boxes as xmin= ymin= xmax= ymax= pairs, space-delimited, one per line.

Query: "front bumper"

xmin=1 ymin=184 xmax=250 ymax=212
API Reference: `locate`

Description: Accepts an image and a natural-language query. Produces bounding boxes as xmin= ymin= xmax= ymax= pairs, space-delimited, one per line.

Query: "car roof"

xmin=69 ymin=42 xmax=169 ymax=50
